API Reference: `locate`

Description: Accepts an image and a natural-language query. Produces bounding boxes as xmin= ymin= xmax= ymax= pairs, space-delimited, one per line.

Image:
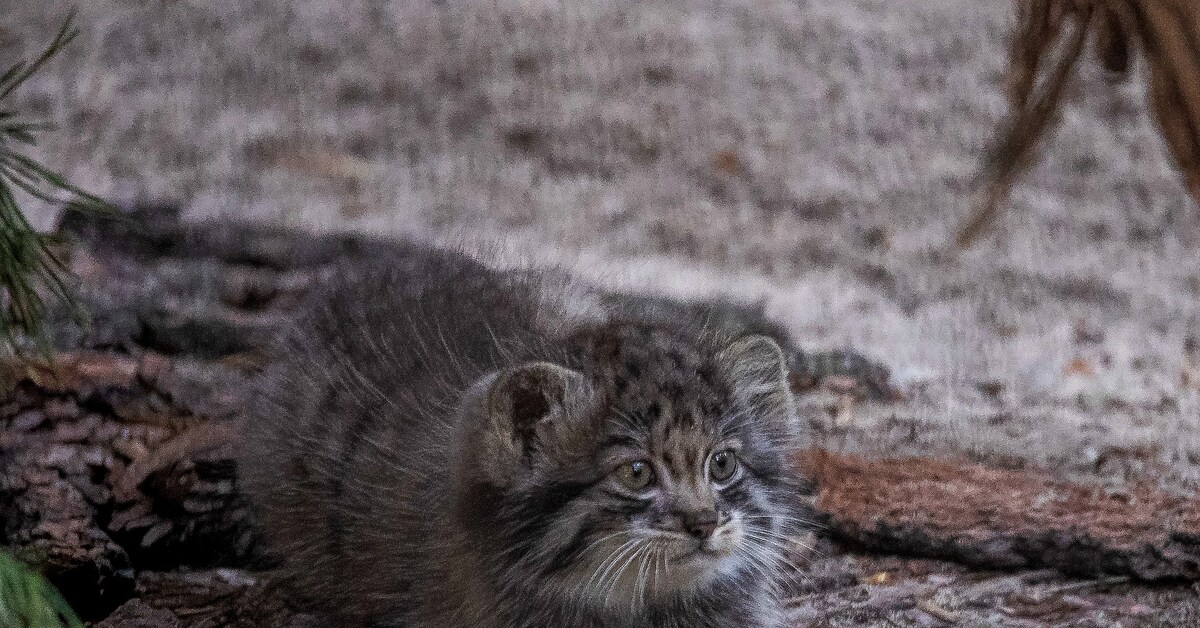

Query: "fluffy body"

xmin=239 ymin=247 xmax=813 ymax=628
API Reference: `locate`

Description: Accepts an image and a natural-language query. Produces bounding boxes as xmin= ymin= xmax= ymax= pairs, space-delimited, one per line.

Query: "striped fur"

xmin=239 ymin=248 xmax=814 ymax=627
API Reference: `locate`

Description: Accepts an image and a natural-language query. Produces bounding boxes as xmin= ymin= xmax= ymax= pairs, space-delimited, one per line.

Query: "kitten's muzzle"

xmin=683 ymin=512 xmax=719 ymax=540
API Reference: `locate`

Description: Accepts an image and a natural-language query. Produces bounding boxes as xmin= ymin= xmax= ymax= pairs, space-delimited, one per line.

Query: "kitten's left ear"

xmin=455 ymin=362 xmax=591 ymax=519
xmin=481 ymin=362 xmax=591 ymax=473
xmin=719 ymin=335 xmax=800 ymax=443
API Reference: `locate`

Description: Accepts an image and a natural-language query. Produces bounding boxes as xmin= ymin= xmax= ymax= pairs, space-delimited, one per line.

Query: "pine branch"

xmin=0 ymin=550 xmax=82 ymax=628
xmin=0 ymin=9 xmax=113 ymax=354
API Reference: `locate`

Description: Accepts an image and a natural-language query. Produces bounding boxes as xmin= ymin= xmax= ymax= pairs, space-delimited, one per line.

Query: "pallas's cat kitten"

xmin=240 ymin=249 xmax=813 ymax=627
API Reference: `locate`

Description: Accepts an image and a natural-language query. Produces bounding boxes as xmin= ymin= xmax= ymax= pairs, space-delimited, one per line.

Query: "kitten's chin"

xmin=559 ymin=523 xmax=748 ymax=613
xmin=561 ymin=548 xmax=736 ymax=615
xmin=660 ymin=548 xmax=738 ymax=589
xmin=635 ymin=547 xmax=744 ymax=601
xmin=637 ymin=526 xmax=746 ymax=595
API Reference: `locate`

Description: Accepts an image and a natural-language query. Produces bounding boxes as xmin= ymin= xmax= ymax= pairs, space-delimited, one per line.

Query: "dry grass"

xmin=964 ymin=0 xmax=1200 ymax=246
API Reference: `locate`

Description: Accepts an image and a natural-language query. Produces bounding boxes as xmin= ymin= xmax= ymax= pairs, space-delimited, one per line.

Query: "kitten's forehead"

xmin=650 ymin=411 xmax=717 ymax=484
xmin=574 ymin=325 xmax=739 ymax=454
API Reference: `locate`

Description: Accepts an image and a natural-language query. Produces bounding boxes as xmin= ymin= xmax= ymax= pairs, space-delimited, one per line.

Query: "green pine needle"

xmin=0 ymin=11 xmax=114 ymax=621
xmin=1 ymin=9 xmax=114 ymax=355
xmin=0 ymin=551 xmax=83 ymax=628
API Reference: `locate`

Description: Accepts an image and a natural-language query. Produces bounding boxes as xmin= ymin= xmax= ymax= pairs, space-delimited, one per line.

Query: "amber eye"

xmin=709 ymin=449 xmax=738 ymax=482
xmin=616 ymin=460 xmax=655 ymax=491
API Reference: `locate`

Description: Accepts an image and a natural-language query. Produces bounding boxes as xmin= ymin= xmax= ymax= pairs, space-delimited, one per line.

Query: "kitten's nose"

xmin=683 ymin=512 xmax=719 ymax=539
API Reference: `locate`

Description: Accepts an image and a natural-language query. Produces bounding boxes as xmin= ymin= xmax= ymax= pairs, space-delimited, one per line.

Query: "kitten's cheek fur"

xmin=704 ymin=512 xmax=744 ymax=556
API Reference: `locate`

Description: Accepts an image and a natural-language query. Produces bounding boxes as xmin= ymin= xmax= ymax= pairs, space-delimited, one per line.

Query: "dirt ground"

xmin=0 ymin=208 xmax=1193 ymax=627
xmin=5 ymin=0 xmax=1200 ymax=624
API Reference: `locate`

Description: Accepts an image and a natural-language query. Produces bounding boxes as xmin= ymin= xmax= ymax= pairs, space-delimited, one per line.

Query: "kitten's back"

xmin=240 ymin=247 xmax=574 ymax=621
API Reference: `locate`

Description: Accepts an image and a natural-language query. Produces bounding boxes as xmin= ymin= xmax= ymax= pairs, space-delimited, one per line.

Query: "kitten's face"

xmin=543 ymin=389 xmax=798 ymax=612
xmin=460 ymin=328 xmax=807 ymax=615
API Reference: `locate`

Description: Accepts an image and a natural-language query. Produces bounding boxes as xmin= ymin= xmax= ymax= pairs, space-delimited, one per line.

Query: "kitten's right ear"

xmin=484 ymin=361 xmax=587 ymax=466
xmin=719 ymin=334 xmax=800 ymax=445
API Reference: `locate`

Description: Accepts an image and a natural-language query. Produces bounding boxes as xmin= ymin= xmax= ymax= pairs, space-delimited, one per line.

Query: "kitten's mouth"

xmin=672 ymin=548 xmax=724 ymax=566
xmin=668 ymin=532 xmax=736 ymax=562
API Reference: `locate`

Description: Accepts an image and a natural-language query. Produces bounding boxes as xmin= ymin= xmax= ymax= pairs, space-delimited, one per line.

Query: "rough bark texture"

xmin=2 ymin=210 xmax=1197 ymax=625
xmin=801 ymin=451 xmax=1200 ymax=580
xmin=0 ymin=351 xmax=254 ymax=620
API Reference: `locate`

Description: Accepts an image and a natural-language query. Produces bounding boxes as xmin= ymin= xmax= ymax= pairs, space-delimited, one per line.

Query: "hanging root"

xmin=958 ymin=0 xmax=1200 ymax=248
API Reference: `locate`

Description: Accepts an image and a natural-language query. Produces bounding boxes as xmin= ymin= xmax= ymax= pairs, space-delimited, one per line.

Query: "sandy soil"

xmin=6 ymin=0 xmax=1200 ymax=488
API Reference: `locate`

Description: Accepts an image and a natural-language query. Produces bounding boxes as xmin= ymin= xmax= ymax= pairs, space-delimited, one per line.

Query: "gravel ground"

xmin=6 ymin=0 xmax=1200 ymax=487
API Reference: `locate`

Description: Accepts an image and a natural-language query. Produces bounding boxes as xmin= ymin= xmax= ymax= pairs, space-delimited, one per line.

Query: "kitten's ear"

xmin=485 ymin=361 xmax=587 ymax=463
xmin=719 ymin=335 xmax=800 ymax=443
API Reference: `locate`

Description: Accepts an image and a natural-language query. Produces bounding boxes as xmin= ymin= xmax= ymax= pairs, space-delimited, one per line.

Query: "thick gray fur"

xmin=239 ymin=246 xmax=813 ymax=627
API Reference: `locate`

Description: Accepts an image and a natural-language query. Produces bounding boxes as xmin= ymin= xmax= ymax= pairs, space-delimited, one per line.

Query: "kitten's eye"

xmin=709 ymin=449 xmax=738 ymax=482
xmin=616 ymin=460 xmax=655 ymax=491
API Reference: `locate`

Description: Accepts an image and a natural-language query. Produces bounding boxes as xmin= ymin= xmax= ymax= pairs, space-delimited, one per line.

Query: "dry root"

xmin=960 ymin=0 xmax=1200 ymax=247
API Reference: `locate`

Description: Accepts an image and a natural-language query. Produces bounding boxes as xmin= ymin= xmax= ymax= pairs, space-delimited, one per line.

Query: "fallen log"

xmin=801 ymin=450 xmax=1200 ymax=580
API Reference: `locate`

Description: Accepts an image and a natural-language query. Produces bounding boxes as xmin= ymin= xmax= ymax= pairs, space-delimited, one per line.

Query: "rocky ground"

xmin=1 ymin=209 xmax=1197 ymax=626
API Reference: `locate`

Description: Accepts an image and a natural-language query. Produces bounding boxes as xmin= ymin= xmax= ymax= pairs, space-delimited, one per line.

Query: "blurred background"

xmin=5 ymin=0 xmax=1200 ymax=487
